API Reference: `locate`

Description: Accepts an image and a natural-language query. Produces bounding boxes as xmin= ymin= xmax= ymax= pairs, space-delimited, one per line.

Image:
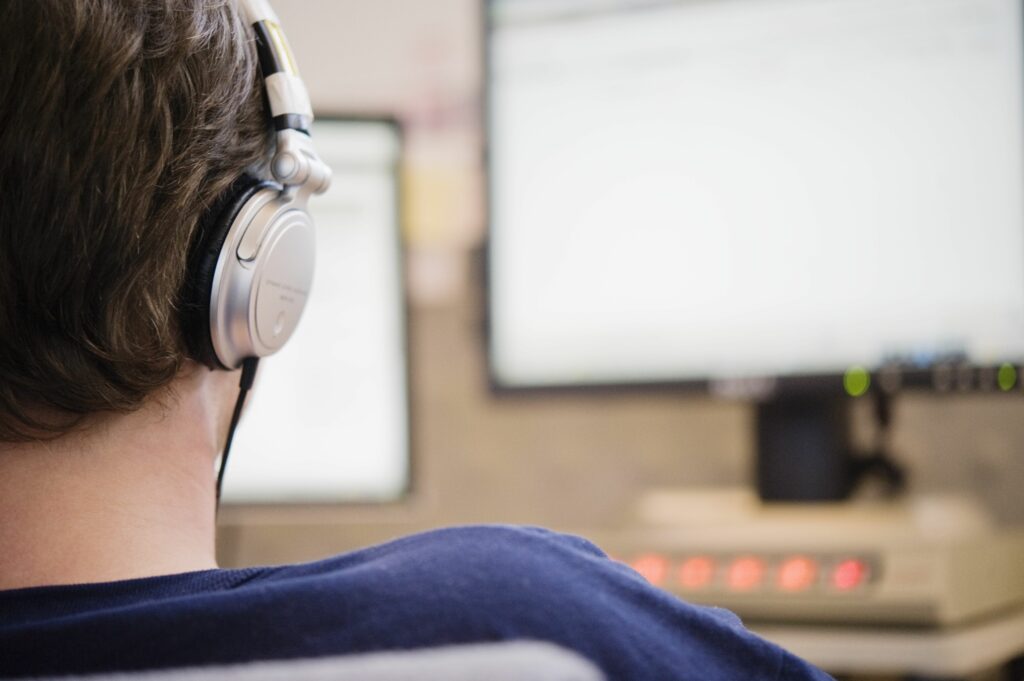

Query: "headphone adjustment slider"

xmin=272 ymin=128 xmax=331 ymax=198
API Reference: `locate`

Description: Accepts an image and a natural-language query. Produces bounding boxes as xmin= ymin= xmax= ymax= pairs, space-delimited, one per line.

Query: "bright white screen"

xmin=223 ymin=120 xmax=409 ymax=503
xmin=489 ymin=0 xmax=1024 ymax=386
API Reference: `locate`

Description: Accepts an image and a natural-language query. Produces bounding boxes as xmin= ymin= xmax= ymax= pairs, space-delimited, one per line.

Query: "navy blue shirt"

xmin=0 ymin=525 xmax=832 ymax=680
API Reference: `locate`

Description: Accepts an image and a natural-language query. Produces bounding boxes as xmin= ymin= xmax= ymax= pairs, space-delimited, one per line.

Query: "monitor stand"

xmin=755 ymin=395 xmax=907 ymax=502
xmin=755 ymin=397 xmax=855 ymax=502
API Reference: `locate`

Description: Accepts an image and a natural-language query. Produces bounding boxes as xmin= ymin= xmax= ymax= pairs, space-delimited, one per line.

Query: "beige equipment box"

xmin=584 ymin=489 xmax=1024 ymax=626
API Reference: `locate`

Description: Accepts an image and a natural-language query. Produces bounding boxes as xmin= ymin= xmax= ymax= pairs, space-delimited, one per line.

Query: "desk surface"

xmin=752 ymin=607 xmax=1024 ymax=677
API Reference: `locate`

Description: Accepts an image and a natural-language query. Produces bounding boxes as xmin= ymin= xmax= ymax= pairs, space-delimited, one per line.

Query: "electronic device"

xmin=222 ymin=118 xmax=410 ymax=504
xmin=484 ymin=0 xmax=1024 ymax=500
xmin=485 ymin=0 xmax=1024 ymax=394
xmin=585 ymin=489 xmax=1024 ymax=626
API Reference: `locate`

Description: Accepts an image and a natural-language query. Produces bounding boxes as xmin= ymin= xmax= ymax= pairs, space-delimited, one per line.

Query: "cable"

xmin=849 ymin=390 xmax=906 ymax=498
xmin=215 ymin=357 xmax=260 ymax=507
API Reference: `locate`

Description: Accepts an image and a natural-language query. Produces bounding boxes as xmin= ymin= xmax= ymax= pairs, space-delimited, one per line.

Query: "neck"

xmin=0 ymin=368 xmax=234 ymax=590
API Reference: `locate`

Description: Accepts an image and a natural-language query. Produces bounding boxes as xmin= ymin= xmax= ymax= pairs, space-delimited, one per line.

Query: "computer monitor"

xmin=485 ymin=0 xmax=1024 ymax=499
xmin=222 ymin=117 xmax=410 ymax=504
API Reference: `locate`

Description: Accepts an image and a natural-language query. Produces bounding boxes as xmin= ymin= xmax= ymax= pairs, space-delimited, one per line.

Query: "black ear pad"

xmin=180 ymin=174 xmax=281 ymax=370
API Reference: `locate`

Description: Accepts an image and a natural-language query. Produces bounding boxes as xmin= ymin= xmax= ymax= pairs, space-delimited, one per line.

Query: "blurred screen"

xmin=488 ymin=0 xmax=1024 ymax=388
xmin=223 ymin=119 xmax=409 ymax=503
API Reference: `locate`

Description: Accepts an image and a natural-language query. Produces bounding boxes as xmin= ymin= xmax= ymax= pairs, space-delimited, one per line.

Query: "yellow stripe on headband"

xmin=264 ymin=20 xmax=299 ymax=77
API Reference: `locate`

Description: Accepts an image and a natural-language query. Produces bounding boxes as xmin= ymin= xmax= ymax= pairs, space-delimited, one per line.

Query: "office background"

xmin=216 ymin=0 xmax=1024 ymax=567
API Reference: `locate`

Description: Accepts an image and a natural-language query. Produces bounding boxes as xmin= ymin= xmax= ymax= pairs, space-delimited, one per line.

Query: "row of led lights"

xmin=844 ymin=362 xmax=1021 ymax=397
xmin=623 ymin=553 xmax=873 ymax=594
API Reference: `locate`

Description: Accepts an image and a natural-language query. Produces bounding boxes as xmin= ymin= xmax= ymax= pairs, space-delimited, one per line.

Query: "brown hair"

xmin=0 ymin=1 xmax=272 ymax=441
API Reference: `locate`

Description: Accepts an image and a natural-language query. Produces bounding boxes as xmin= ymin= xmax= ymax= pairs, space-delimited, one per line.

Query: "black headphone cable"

xmin=215 ymin=356 xmax=260 ymax=507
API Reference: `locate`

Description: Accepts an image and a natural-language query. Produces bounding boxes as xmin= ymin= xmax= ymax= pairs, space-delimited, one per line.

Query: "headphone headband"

xmin=240 ymin=0 xmax=331 ymax=198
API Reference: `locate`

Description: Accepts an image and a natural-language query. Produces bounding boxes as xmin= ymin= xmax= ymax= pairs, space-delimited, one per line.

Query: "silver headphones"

xmin=182 ymin=0 xmax=330 ymax=371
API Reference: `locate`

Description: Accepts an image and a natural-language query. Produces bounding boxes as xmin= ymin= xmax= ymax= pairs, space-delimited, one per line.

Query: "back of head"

xmin=0 ymin=0 xmax=271 ymax=441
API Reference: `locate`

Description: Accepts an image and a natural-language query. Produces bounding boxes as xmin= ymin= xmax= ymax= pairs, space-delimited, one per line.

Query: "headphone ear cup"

xmin=181 ymin=175 xmax=280 ymax=369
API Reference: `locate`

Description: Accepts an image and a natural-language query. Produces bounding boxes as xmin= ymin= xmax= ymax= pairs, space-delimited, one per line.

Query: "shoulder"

xmin=251 ymin=525 xmax=829 ymax=681
xmin=378 ymin=524 xmax=616 ymax=574
xmin=267 ymin=524 xmax=615 ymax=582
xmin=257 ymin=524 xmax=628 ymax=612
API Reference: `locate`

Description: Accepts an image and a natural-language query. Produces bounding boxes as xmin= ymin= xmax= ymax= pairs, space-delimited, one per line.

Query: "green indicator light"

xmin=997 ymin=363 xmax=1017 ymax=392
xmin=844 ymin=366 xmax=871 ymax=397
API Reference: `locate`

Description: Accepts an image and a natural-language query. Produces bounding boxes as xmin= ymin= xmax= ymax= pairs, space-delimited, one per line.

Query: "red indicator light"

xmin=678 ymin=557 xmax=716 ymax=590
xmin=630 ymin=554 xmax=669 ymax=586
xmin=777 ymin=556 xmax=818 ymax=592
xmin=727 ymin=556 xmax=765 ymax=591
xmin=832 ymin=559 xmax=869 ymax=591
